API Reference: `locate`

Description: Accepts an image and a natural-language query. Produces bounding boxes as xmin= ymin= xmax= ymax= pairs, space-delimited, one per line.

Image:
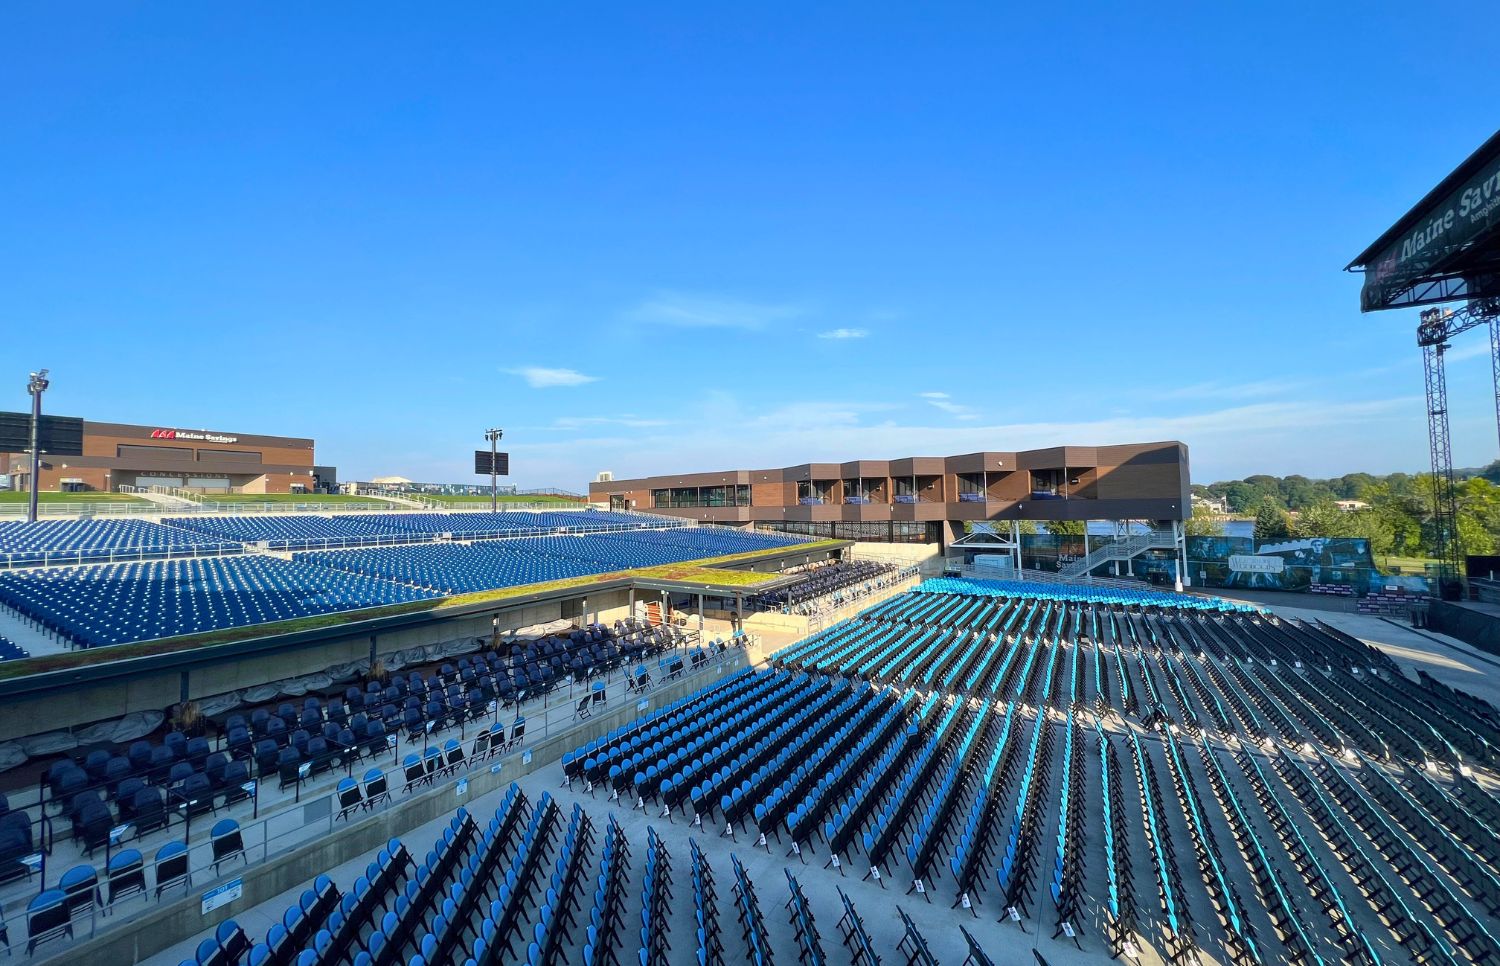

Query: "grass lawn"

xmin=0 ymin=491 xmax=146 ymax=503
xmin=1377 ymin=554 xmax=1439 ymax=574
xmin=418 ymin=493 xmax=581 ymax=505
xmin=196 ymin=493 xmax=380 ymax=504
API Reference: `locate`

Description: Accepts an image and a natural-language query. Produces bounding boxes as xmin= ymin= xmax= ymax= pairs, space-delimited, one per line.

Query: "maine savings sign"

xmin=1362 ymin=148 xmax=1500 ymax=311
xmin=151 ymin=428 xmax=240 ymax=445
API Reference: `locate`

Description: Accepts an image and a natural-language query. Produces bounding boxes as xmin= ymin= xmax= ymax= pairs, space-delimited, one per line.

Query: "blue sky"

xmin=3 ymin=3 xmax=1498 ymax=489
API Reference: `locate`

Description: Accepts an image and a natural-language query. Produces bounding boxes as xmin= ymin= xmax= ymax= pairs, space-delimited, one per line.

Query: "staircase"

xmin=136 ymin=489 xmax=200 ymax=510
xmin=366 ymin=493 xmax=426 ymax=509
xmin=1058 ymin=529 xmax=1178 ymax=578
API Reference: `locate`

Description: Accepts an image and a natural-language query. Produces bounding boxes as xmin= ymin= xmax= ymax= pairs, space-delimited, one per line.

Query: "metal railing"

xmin=0 ymin=637 xmax=742 ymax=936
xmin=1057 ymin=529 xmax=1178 ymax=578
xmin=0 ymin=543 xmax=247 ymax=571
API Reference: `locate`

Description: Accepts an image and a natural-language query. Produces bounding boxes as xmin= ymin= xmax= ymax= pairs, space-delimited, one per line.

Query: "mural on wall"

xmin=1010 ymin=534 xmax=1432 ymax=594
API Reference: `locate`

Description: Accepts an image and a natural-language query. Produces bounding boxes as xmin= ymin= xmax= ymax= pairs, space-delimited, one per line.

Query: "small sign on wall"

xmin=202 ymin=878 xmax=243 ymax=915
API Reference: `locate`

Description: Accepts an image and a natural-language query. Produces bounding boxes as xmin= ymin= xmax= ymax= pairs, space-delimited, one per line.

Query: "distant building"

xmin=1192 ymin=493 xmax=1229 ymax=514
xmin=3 ymin=418 xmax=325 ymax=494
xmin=1335 ymin=499 xmax=1370 ymax=512
xmin=589 ymin=442 xmax=1190 ymax=546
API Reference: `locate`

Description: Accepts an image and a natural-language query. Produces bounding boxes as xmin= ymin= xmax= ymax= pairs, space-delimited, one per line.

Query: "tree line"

xmin=1192 ymin=463 xmax=1500 ymax=556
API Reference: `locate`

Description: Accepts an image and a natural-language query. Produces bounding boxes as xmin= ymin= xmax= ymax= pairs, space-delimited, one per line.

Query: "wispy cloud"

xmin=625 ymin=292 xmax=806 ymax=330
xmin=504 ymin=366 xmax=600 ymax=388
xmin=550 ymin=415 xmax=671 ymax=430
xmin=919 ymin=391 xmax=979 ymax=420
xmin=1445 ymin=341 xmax=1494 ymax=364
xmin=818 ymin=327 xmax=869 ymax=340
xmin=1154 ymin=378 xmax=1305 ymax=401
xmin=482 ymin=390 xmax=1428 ymax=488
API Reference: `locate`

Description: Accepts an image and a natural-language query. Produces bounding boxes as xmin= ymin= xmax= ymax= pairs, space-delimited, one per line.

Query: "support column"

xmin=1170 ymin=525 xmax=1182 ymax=591
xmin=1011 ymin=520 xmax=1022 ymax=578
xmin=1180 ymin=520 xmax=1191 ymax=588
xmin=1082 ymin=524 xmax=1091 ymax=583
xmin=698 ymin=593 xmax=705 ymax=636
xmin=1491 ymin=317 xmax=1500 ymax=458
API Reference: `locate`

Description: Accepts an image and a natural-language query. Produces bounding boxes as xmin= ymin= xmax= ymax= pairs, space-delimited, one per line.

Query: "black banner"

xmin=474 ymin=450 xmax=510 ymax=476
xmin=0 ymin=412 xmax=84 ymax=456
xmin=1362 ymin=146 xmax=1500 ymax=311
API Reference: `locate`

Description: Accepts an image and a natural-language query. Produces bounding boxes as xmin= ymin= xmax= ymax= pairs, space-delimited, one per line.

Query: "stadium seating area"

xmin=917 ymin=575 xmax=1255 ymax=612
xmin=162 ymin=515 xmax=421 ymax=550
xmin=295 ymin=542 xmax=611 ymax=596
xmin=544 ymin=579 xmax=1500 ymax=966
xmin=0 ymin=619 xmax=702 ymax=886
xmin=0 ymin=520 xmax=239 ymax=567
xmin=0 ymin=557 xmax=440 ymax=648
xmin=744 ymin=560 xmax=901 ymax=614
xmin=0 ymin=634 xmax=30 ymax=662
xmin=21 ymin=575 xmax=1500 ymax=964
xmin=161 ymin=783 xmax=926 ymax=966
xmin=344 ymin=510 xmax=684 ymax=539
xmin=0 ymin=521 xmax=812 ymax=650
xmin=296 ymin=528 xmax=814 ymax=598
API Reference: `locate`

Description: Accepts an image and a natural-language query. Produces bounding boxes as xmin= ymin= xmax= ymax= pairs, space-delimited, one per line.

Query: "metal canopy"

xmin=1348 ymin=129 xmax=1500 ymax=312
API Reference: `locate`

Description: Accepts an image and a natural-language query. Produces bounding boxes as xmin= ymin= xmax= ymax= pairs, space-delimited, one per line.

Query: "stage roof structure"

xmin=1348 ymin=129 xmax=1500 ymax=311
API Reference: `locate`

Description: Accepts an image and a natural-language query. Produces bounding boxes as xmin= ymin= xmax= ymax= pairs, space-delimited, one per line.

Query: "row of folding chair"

xmin=783 ymin=870 xmax=825 ymax=966
xmin=689 ymin=839 xmax=722 ymax=966
xmin=570 ymin=669 xmax=763 ymax=789
xmin=948 ymin=701 xmax=1018 ymax=909
xmin=520 ymin=803 xmax=594 ymax=966
xmin=1096 ymin=725 xmax=1139 ymax=959
xmin=375 ymin=808 xmax=483 ymax=965
xmin=1276 ymin=752 xmax=1457 ymax=966
xmin=756 ymin=687 xmax=897 ymax=847
xmin=301 ymin=837 xmax=414 ymax=966
xmin=1192 ymin=735 xmax=1319 ymax=964
xmin=781 ymin=691 xmax=912 ymax=849
xmin=893 ymin=907 xmax=937 ymax=966
xmin=730 ymin=853 xmax=772 ymax=966
xmin=861 ymin=699 xmax=968 ymax=876
xmin=1049 ymin=714 xmax=1086 ymax=943
xmin=834 ymin=887 xmax=879 ymax=965
xmin=1127 ymin=732 xmax=1197 ymax=964
xmin=994 ymin=690 xmax=1055 ymax=917
xmin=1314 ymin=755 xmax=1500 ymax=962
xmin=468 ymin=792 xmax=559 ymax=965
xmin=904 ymin=700 xmax=994 ymax=890
xmin=822 ymin=694 xmax=939 ymax=862
xmin=1157 ymin=727 xmax=1260 ymax=965
xmin=1232 ymin=747 xmax=1377 ymax=965
xmin=637 ymin=827 xmax=672 ymax=966
xmin=582 ymin=815 xmax=630 ymax=966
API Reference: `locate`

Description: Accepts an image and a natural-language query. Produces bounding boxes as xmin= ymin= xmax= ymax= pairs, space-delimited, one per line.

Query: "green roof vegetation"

xmin=418 ymin=493 xmax=582 ymax=504
xmin=192 ymin=493 xmax=386 ymax=504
